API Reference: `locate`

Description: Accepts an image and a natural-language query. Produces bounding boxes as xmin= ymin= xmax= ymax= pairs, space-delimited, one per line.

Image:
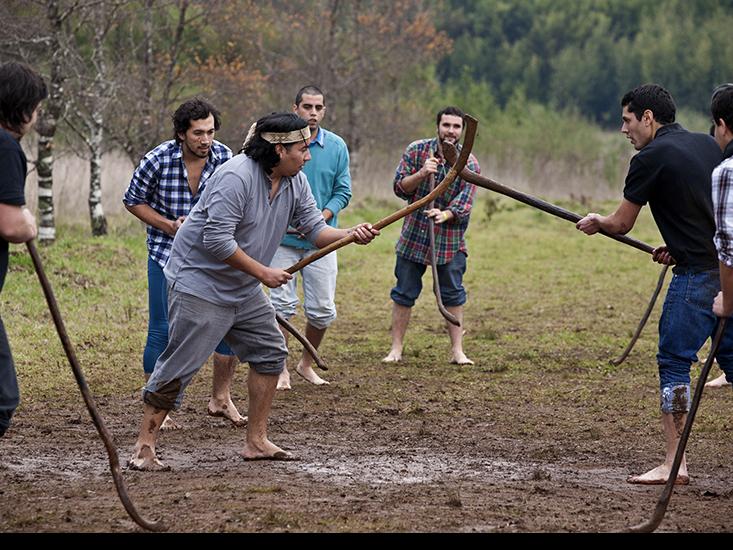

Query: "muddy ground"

xmin=2 ymin=348 xmax=733 ymax=533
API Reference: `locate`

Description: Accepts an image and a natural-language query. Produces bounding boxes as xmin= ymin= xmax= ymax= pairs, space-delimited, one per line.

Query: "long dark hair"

xmin=240 ymin=112 xmax=308 ymax=174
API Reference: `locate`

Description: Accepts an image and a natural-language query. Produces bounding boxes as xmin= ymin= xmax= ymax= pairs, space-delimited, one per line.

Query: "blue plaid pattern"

xmin=123 ymin=140 xmax=232 ymax=267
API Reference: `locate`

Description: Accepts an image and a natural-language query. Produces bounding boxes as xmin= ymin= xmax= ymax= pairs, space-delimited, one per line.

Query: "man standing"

xmin=123 ymin=98 xmax=244 ymax=428
xmin=270 ymin=85 xmax=352 ymax=390
xmin=711 ymin=84 xmax=733 ymax=324
xmin=382 ymin=107 xmax=479 ymax=366
xmin=128 ymin=112 xmax=378 ymax=470
xmin=0 ymin=62 xmax=46 ymax=437
xmin=577 ymin=84 xmax=733 ymax=485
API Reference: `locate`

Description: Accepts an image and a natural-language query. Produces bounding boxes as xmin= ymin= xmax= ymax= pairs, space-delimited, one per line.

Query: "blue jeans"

xmin=657 ymin=269 xmax=733 ymax=411
xmin=144 ymin=258 xmax=232 ymax=374
xmin=390 ymin=252 xmax=467 ymax=308
xmin=0 ymin=314 xmax=18 ymax=437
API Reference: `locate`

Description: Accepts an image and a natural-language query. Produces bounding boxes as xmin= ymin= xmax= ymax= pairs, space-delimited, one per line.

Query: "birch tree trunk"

xmin=88 ymin=110 xmax=107 ymax=236
xmin=35 ymin=0 xmax=64 ymax=244
xmin=87 ymin=4 xmax=109 ymax=237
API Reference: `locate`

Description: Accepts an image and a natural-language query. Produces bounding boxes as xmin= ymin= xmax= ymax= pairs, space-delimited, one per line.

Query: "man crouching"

xmin=128 ymin=112 xmax=379 ymax=470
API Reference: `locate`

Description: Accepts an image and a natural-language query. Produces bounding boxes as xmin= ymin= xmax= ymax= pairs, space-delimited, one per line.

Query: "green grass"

xmin=5 ymin=194 xmax=729 ymax=439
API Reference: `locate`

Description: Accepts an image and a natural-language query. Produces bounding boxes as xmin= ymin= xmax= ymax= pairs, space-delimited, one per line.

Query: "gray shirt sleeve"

xmin=202 ymin=170 xmax=245 ymax=261
xmin=291 ymin=175 xmax=329 ymax=245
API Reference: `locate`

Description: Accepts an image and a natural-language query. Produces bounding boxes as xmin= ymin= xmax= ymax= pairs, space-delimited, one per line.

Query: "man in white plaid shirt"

xmin=711 ymin=85 xmax=733 ymax=330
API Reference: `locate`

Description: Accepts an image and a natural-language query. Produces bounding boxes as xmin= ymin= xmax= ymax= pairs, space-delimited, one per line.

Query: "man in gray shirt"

xmin=128 ymin=112 xmax=378 ymax=469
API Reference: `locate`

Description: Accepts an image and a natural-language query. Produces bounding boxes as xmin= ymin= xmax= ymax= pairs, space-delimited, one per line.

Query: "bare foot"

xmin=627 ymin=463 xmax=689 ymax=485
xmin=207 ymin=398 xmax=247 ymax=427
xmin=276 ymin=368 xmax=291 ymax=391
xmin=382 ymin=350 xmax=402 ymax=363
xmin=127 ymin=444 xmax=170 ymax=472
xmin=295 ymin=363 xmax=330 ymax=386
xmin=160 ymin=414 xmax=182 ymax=431
xmin=239 ymin=438 xmax=297 ymax=461
xmin=450 ymin=351 xmax=474 ymax=365
xmin=705 ymin=373 xmax=730 ymax=388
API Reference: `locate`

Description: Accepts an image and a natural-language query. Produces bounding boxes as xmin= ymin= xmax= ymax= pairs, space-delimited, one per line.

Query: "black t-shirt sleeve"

xmin=623 ymin=153 xmax=658 ymax=207
xmin=0 ymin=146 xmax=27 ymax=206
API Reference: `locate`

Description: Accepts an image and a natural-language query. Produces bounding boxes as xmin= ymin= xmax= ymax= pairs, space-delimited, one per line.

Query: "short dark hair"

xmin=240 ymin=112 xmax=308 ymax=174
xmin=294 ymin=85 xmax=325 ymax=107
xmin=0 ymin=62 xmax=48 ymax=134
xmin=436 ymin=106 xmax=465 ymax=128
xmin=172 ymin=97 xmax=221 ymax=142
xmin=621 ymin=84 xmax=676 ymax=124
xmin=711 ymin=83 xmax=733 ymax=131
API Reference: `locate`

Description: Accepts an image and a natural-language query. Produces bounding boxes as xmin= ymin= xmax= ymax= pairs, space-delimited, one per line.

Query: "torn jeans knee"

xmin=660 ymin=384 xmax=690 ymax=414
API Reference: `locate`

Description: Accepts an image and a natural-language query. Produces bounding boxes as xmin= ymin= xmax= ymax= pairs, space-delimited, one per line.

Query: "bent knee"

xmin=250 ymin=361 xmax=285 ymax=376
xmin=305 ymin=309 xmax=336 ymax=330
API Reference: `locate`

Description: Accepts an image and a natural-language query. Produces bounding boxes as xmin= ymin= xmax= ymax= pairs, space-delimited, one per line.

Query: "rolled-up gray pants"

xmin=143 ymin=285 xmax=287 ymax=410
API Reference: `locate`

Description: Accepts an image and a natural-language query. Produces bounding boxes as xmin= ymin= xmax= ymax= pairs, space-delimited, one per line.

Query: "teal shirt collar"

xmin=310 ymin=127 xmax=325 ymax=148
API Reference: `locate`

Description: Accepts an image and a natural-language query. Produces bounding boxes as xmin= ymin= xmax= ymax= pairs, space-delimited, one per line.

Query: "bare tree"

xmin=64 ymin=1 xmax=130 ymax=236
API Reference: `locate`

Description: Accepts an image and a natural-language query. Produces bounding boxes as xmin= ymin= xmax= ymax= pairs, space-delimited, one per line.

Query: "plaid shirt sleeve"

xmin=123 ymin=149 xmax=161 ymax=207
xmin=713 ymin=159 xmax=733 ymax=268
xmin=393 ymin=140 xmax=432 ymax=200
xmin=446 ymin=153 xmax=479 ymax=222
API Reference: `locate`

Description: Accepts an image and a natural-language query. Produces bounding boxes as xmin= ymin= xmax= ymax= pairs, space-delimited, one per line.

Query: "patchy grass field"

xmin=1 ymin=196 xmax=732 ymax=533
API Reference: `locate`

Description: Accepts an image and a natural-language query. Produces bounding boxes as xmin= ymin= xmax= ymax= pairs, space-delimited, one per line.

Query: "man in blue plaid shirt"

xmin=383 ymin=106 xmax=479 ymax=366
xmin=123 ymin=98 xmax=244 ymax=429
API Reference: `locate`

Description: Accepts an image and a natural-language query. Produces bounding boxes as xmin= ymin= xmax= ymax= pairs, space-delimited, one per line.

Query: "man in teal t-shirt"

xmin=270 ymin=86 xmax=352 ymax=390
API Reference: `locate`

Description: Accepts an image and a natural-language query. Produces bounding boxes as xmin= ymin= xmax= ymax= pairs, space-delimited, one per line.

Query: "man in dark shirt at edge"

xmin=0 ymin=62 xmax=47 ymax=437
xmin=577 ymin=84 xmax=733 ymax=485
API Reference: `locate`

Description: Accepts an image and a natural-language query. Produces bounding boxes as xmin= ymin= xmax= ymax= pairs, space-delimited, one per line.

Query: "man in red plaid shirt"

xmin=383 ymin=107 xmax=480 ymax=365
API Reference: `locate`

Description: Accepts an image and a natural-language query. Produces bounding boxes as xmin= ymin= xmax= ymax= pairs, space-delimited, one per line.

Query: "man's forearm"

xmin=125 ymin=203 xmax=177 ymax=235
xmin=398 ymin=169 xmax=429 ymax=195
xmin=314 ymin=225 xmax=348 ymax=248
xmin=720 ymin=262 xmax=733 ymax=315
xmin=0 ymin=204 xmax=37 ymax=243
xmin=223 ymin=247 xmax=266 ymax=279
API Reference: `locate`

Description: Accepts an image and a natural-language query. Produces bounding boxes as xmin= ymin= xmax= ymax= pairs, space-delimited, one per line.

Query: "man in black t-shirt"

xmin=577 ymin=84 xmax=732 ymax=486
xmin=0 ymin=62 xmax=47 ymax=437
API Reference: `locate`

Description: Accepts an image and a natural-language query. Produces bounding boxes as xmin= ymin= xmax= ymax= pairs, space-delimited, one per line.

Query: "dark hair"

xmin=436 ymin=106 xmax=465 ymax=127
xmin=711 ymin=83 xmax=733 ymax=131
xmin=621 ymin=84 xmax=676 ymax=124
xmin=240 ymin=112 xmax=308 ymax=174
xmin=172 ymin=97 xmax=221 ymax=142
xmin=295 ymin=85 xmax=325 ymax=107
xmin=0 ymin=62 xmax=48 ymax=134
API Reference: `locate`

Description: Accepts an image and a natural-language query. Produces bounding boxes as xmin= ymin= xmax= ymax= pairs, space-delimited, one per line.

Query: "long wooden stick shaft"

xmin=440 ymin=150 xmax=657 ymax=256
xmin=626 ymin=318 xmax=727 ymax=533
xmin=26 ymin=241 xmax=165 ymax=532
xmin=611 ymin=265 xmax=669 ymax=366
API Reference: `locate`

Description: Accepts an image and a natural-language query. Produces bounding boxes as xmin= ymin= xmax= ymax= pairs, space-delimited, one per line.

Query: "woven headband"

xmin=242 ymin=122 xmax=310 ymax=149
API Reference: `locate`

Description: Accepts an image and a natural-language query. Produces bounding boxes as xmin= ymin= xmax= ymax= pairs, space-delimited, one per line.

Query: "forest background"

xmin=1 ymin=0 xmax=733 ymax=240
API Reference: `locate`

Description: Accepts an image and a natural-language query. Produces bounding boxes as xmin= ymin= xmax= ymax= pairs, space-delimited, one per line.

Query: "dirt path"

xmin=2 ymin=362 xmax=732 ymax=533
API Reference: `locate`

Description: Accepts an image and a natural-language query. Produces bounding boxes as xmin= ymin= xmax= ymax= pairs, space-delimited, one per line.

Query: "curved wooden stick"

xmin=285 ymin=116 xmax=479 ymax=275
xmin=426 ymin=171 xmax=460 ymax=326
xmin=626 ymin=318 xmax=727 ymax=533
xmin=275 ymin=313 xmax=327 ymax=371
xmin=442 ymin=147 xmax=657 ymax=256
xmin=611 ymin=264 xmax=669 ymax=366
xmin=26 ymin=241 xmax=166 ymax=532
